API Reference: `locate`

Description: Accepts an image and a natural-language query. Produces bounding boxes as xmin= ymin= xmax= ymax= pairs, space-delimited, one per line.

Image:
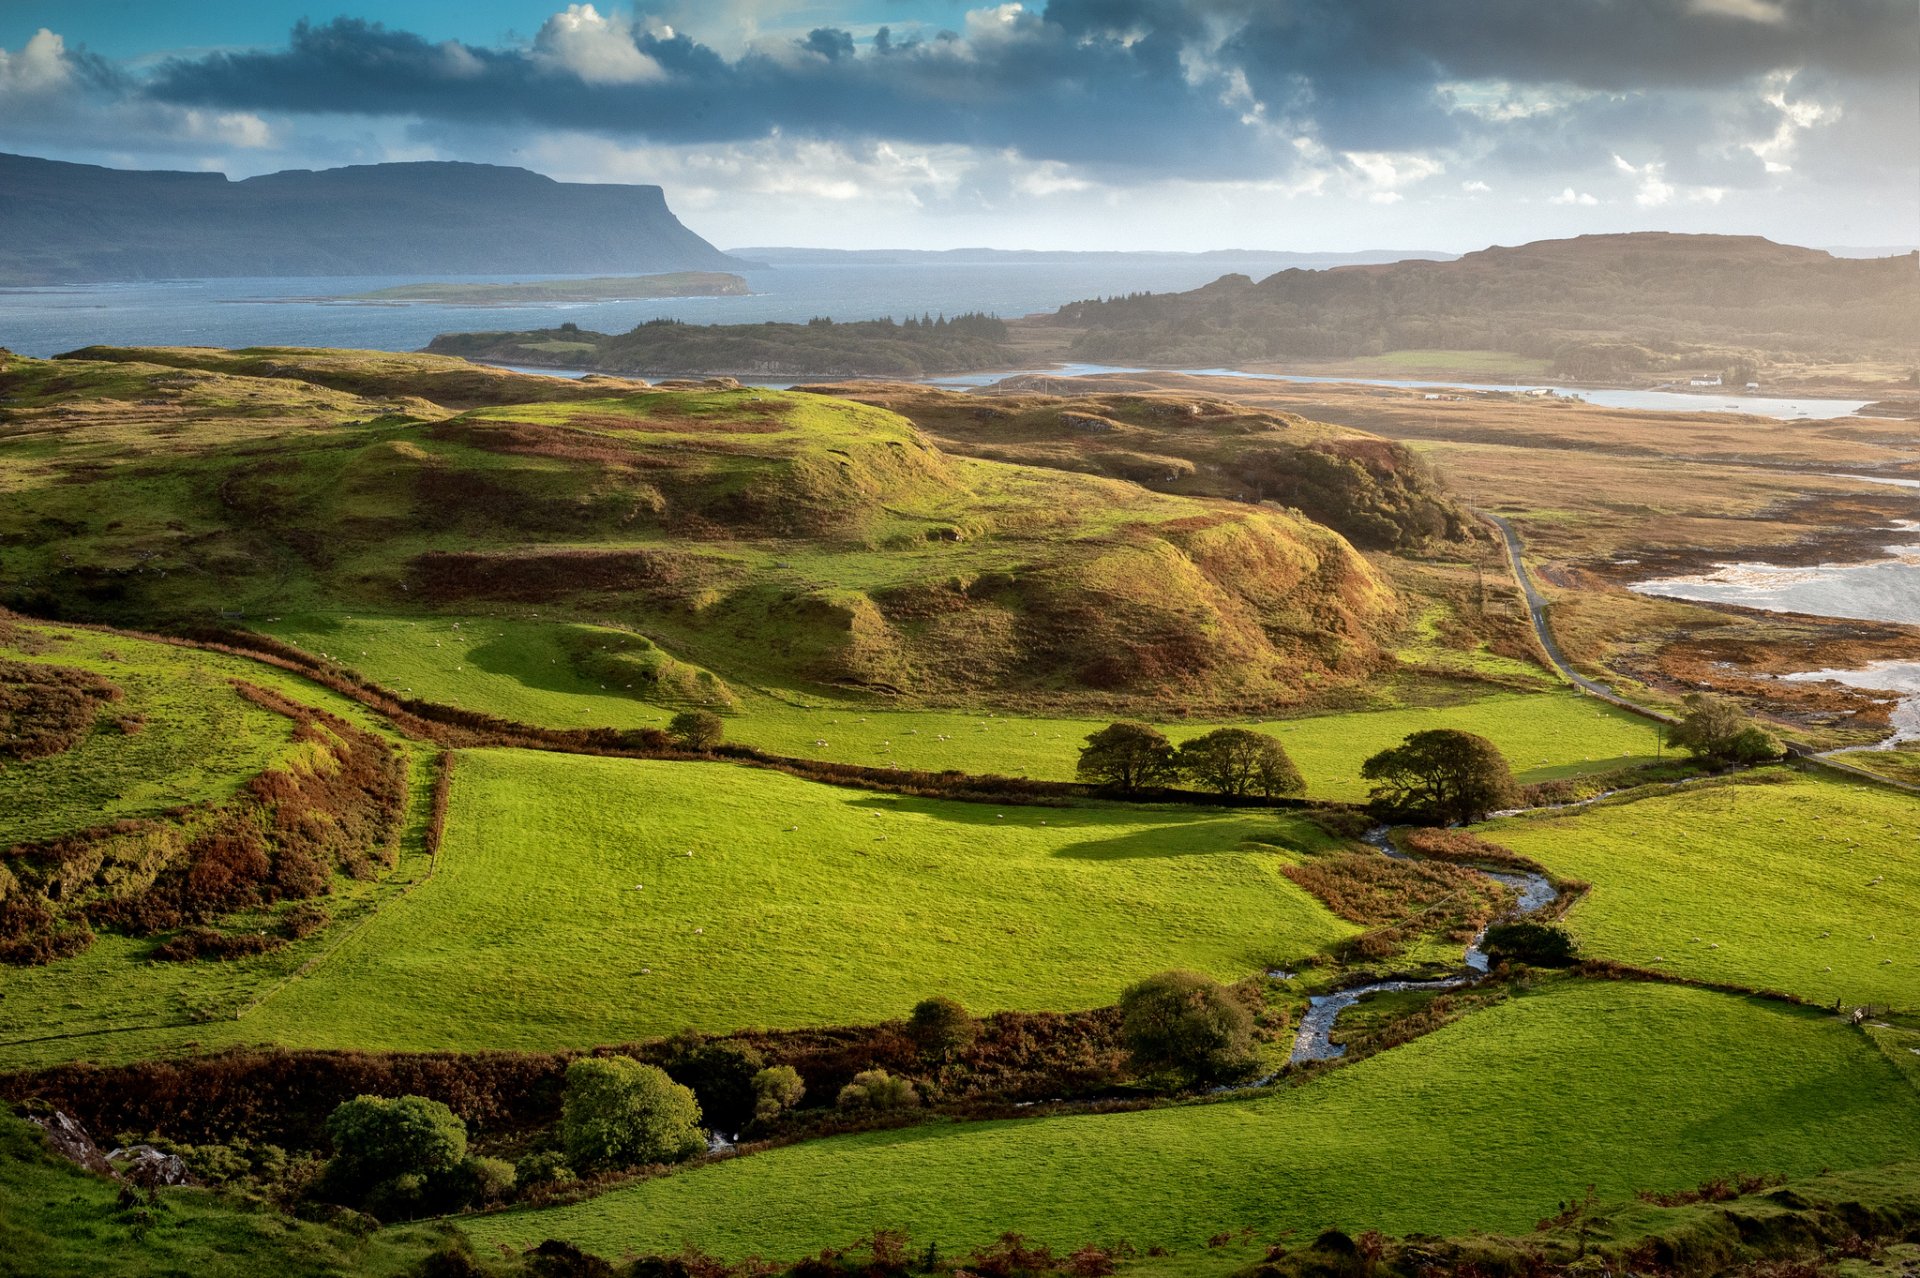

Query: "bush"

xmin=661 ymin=1037 xmax=766 ymax=1135
xmin=1075 ymin=722 xmax=1178 ymax=793
xmin=668 ymin=709 xmax=724 ymax=751
xmin=1480 ymin=921 xmax=1578 ymax=968
xmin=323 ymin=1095 xmax=467 ymax=1196
xmin=559 ymin=1057 xmax=704 ymax=1171
xmin=513 ymin=1148 xmax=576 ymax=1190
xmin=751 ymin=1066 xmax=805 ymax=1125
xmin=1667 ymin=694 xmax=1781 ymax=766
xmin=1176 ymin=728 xmax=1304 ymax=799
xmin=449 ymin=1154 xmax=516 ymax=1205
xmin=836 ymin=1069 xmax=920 ymax=1112
xmin=1118 ymin=970 xmax=1258 ymax=1087
xmin=907 ymin=996 xmax=978 ymax=1061
xmin=151 ymin=927 xmax=287 ymax=962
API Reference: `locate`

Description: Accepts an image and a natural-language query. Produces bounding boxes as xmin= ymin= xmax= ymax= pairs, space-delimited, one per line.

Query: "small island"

xmin=426 ymin=312 xmax=1018 ymax=378
xmin=327 ymin=271 xmax=751 ymax=305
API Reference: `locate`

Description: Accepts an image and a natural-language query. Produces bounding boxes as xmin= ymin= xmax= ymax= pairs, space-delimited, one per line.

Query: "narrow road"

xmin=1477 ymin=509 xmax=1920 ymax=797
xmin=1476 ymin=509 xmax=1666 ymax=714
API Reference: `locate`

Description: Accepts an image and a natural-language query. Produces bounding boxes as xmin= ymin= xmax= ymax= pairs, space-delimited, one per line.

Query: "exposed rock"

xmin=108 ymin=1144 xmax=193 ymax=1188
xmin=27 ymin=1110 xmax=114 ymax=1176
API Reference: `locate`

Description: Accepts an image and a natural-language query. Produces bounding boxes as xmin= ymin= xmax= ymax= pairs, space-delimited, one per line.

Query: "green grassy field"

xmin=0 ymin=625 xmax=296 ymax=845
xmin=258 ymin=613 xmax=1663 ymax=800
xmin=0 ymin=619 xmax=438 ymax=1065
xmin=1486 ymin=771 xmax=1920 ymax=1008
xmin=0 ymin=1104 xmax=457 ymax=1278
xmin=217 ymin=749 xmax=1354 ymax=1052
xmin=464 ymin=979 xmax=1920 ymax=1259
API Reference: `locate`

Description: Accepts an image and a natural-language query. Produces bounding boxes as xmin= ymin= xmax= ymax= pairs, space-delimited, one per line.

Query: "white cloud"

xmin=534 ymin=5 xmax=665 ymax=85
xmin=1689 ymin=0 xmax=1788 ymax=24
xmin=1747 ymin=73 xmax=1838 ymax=173
xmin=1461 ymin=179 xmax=1491 ymax=193
xmin=1342 ymin=150 xmax=1444 ymax=203
xmin=0 ymin=28 xmax=76 ymax=95
xmin=1613 ymin=153 xmax=1675 ymax=206
xmin=1549 ymin=187 xmax=1598 ymax=205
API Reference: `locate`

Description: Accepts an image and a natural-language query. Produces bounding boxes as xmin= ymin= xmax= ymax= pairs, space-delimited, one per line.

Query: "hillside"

xmin=428 ymin=312 xmax=1020 ymax=379
xmin=0 ymin=346 xmax=1405 ymax=711
xmin=0 ymin=152 xmax=744 ymax=284
xmin=1050 ymin=233 xmax=1920 ymax=374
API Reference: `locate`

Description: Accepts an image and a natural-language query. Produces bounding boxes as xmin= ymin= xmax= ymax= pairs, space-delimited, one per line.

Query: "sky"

xmin=1 ymin=0 xmax=1915 ymax=252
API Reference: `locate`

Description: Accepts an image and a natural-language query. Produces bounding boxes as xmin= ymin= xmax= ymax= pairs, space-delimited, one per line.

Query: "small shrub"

xmin=1480 ymin=920 xmax=1578 ymax=968
xmin=152 ymin=927 xmax=287 ymax=962
xmin=450 ymin=1154 xmax=516 ymax=1205
xmin=907 ymin=996 xmax=978 ymax=1061
xmin=282 ymin=902 xmax=332 ymax=940
xmin=1118 ymin=970 xmax=1258 ymax=1087
xmin=560 ymin=1056 xmax=704 ymax=1172
xmin=513 ymin=1148 xmax=576 ymax=1190
xmin=669 ymin=709 xmax=724 ymax=751
xmin=836 ymin=1069 xmax=920 ymax=1112
xmin=751 ymin=1065 xmax=806 ymax=1125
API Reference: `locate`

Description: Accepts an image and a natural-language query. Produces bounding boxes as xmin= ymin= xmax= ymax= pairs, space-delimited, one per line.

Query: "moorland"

xmin=1 ymin=329 xmax=1917 ymax=1278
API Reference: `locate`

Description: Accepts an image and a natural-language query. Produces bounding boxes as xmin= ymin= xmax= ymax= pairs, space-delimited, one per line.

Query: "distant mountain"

xmin=0 ymin=152 xmax=744 ymax=285
xmin=730 ymin=246 xmax=1457 ymax=268
xmin=1047 ymin=232 xmax=1920 ymax=373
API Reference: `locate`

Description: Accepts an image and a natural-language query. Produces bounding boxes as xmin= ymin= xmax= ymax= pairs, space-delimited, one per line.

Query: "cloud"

xmin=130 ymin=0 xmax=1915 ymax=187
xmin=0 ymin=28 xmax=76 ymax=94
xmin=1549 ymin=187 xmax=1598 ymax=205
xmin=534 ymin=5 xmax=666 ymax=85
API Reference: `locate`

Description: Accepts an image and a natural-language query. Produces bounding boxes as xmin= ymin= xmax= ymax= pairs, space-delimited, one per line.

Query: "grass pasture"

xmin=257 ymin=613 xmax=1664 ymax=799
xmin=228 ymin=749 xmax=1355 ymax=1052
xmin=1487 ymin=771 xmax=1920 ymax=1008
xmin=465 ymin=979 xmax=1920 ymax=1260
xmin=0 ymin=618 xmax=439 ymax=1066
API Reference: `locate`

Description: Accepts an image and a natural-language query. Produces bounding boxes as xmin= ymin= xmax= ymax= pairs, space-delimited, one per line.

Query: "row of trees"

xmin=1077 ymin=693 xmax=1780 ymax=823
xmin=1075 ymin=723 xmax=1304 ymax=798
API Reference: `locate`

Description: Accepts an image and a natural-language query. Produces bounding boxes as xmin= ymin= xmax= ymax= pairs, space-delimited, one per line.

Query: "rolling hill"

xmin=0 ymin=345 xmax=1408 ymax=711
xmin=1050 ymin=233 xmax=1920 ymax=373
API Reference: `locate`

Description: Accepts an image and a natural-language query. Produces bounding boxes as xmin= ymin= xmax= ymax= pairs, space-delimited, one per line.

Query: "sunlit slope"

xmin=0 ymin=349 xmax=1399 ymax=710
xmin=465 ymin=980 xmax=1920 ymax=1259
xmin=235 ymin=748 xmax=1355 ymax=1050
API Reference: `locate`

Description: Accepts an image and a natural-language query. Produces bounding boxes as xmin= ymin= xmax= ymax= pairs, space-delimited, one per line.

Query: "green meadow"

xmin=466 ymin=980 xmax=1920 ymax=1259
xmin=259 ymin=613 xmax=1664 ymax=799
xmin=210 ymin=749 xmax=1356 ymax=1052
xmin=1486 ymin=771 xmax=1920 ymax=1008
xmin=0 ymin=619 xmax=439 ymax=1065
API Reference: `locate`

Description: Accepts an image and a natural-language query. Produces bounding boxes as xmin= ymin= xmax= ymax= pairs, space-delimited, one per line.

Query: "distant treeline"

xmin=428 ymin=312 xmax=1015 ymax=378
xmin=1046 ymin=234 xmax=1920 ymax=372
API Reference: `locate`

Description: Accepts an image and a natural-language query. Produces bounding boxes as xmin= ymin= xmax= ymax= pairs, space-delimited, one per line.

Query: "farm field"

xmin=206 ymin=748 xmax=1356 ymax=1052
xmin=467 ymin=979 xmax=1920 ymax=1259
xmin=259 ymin=613 xmax=1664 ymax=798
xmin=1486 ymin=771 xmax=1920 ymax=1008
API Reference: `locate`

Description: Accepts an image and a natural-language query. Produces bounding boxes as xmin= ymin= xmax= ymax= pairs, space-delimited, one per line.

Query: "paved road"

xmin=1477 ymin=509 xmax=1662 ymax=713
xmin=1476 ymin=508 xmax=1920 ymax=797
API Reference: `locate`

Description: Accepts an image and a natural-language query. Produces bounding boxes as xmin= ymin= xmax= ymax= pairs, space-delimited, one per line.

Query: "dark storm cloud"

xmin=138 ymin=0 xmax=1918 ymax=180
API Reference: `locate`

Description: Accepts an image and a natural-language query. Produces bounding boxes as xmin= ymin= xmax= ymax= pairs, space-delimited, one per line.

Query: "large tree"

xmin=1667 ymin=694 xmax=1780 ymax=766
xmin=1076 ymin=721 xmax=1179 ymax=794
xmin=1360 ymin=728 xmax=1517 ymax=824
xmin=1177 ymin=728 xmax=1305 ymax=799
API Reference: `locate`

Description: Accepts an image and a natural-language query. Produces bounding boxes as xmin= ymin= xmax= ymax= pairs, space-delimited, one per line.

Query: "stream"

xmin=1286 ymin=829 xmax=1558 ymax=1066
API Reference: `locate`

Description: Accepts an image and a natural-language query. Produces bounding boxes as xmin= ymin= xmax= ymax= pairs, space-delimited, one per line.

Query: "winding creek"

xmin=1286 ymin=829 xmax=1559 ymax=1066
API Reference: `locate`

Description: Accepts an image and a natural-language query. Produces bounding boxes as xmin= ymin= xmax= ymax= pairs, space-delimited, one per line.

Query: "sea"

xmin=0 ymin=262 xmax=1878 ymax=420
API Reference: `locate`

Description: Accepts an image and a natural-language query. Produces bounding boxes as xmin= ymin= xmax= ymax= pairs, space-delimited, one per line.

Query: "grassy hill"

xmin=466 ymin=979 xmax=1920 ymax=1259
xmin=0 ymin=347 xmax=1405 ymax=712
xmin=1049 ymin=233 xmax=1920 ymax=374
xmin=154 ymin=749 xmax=1354 ymax=1054
xmin=1486 ymin=770 xmax=1920 ymax=1007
